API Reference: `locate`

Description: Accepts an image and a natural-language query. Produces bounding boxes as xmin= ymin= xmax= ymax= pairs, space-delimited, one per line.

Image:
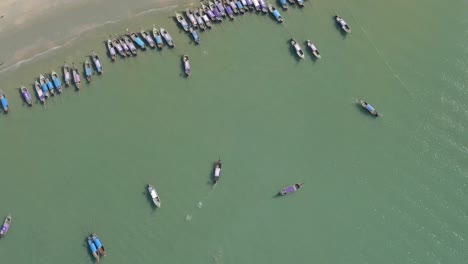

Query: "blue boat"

xmin=51 ymin=71 xmax=62 ymax=93
xmin=87 ymin=236 xmax=100 ymax=262
xmin=268 ymin=3 xmax=283 ymax=22
xmin=152 ymin=27 xmax=164 ymax=49
xmin=278 ymin=0 xmax=288 ymax=9
xmin=20 ymin=85 xmax=33 ymax=106
xmin=130 ymin=33 xmax=146 ymax=50
xmin=189 ymin=27 xmax=200 ymax=44
xmin=0 ymin=90 xmax=9 ymax=113
xmin=39 ymin=74 xmax=50 ymax=98
xmin=175 ymin=12 xmax=190 ymax=31
xmin=92 ymin=233 xmax=106 ymax=257
xmin=84 ymin=58 xmax=92 ymax=82
xmin=236 ymin=0 xmax=246 ymax=13
xmin=360 ymin=100 xmax=379 ymax=117
xmin=45 ymin=75 xmax=55 ymax=95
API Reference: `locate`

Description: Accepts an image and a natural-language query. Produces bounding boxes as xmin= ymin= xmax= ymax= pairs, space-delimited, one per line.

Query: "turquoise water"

xmin=1 ymin=0 xmax=468 ymax=263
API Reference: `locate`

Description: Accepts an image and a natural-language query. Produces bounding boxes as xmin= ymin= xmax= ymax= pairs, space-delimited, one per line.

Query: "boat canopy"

xmin=272 ymin=10 xmax=281 ymax=19
xmin=85 ymin=68 xmax=91 ymax=76
xmin=215 ymin=167 xmax=221 ymax=177
xmin=53 ymin=77 xmax=61 ymax=87
xmin=1 ymin=98 xmax=8 ymax=108
xmin=155 ymin=35 xmax=162 ymax=44
xmin=280 ymin=0 xmax=287 ymax=4
xmin=88 ymin=239 xmax=97 ymax=253
xmin=93 ymin=236 xmax=103 ymax=248
xmin=365 ymin=104 xmax=375 ymax=112
xmin=150 ymin=190 xmax=157 ymax=199
xmin=135 ymin=38 xmax=145 ymax=48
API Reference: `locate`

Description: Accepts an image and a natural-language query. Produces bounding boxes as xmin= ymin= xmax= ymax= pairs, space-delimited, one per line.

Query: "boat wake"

xmin=134 ymin=5 xmax=178 ymax=17
xmin=0 ymin=45 xmax=63 ymax=74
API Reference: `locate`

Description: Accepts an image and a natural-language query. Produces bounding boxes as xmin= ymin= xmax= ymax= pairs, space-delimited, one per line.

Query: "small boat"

xmin=279 ymin=183 xmax=304 ymax=196
xmin=39 ymin=74 xmax=50 ymax=98
xmin=0 ymin=215 xmax=11 ymax=238
xmin=112 ymin=38 xmax=127 ymax=58
xmin=152 ymin=27 xmax=164 ymax=49
xmin=185 ymin=9 xmax=198 ymax=28
xmin=246 ymin=0 xmax=255 ymax=10
xmin=63 ymin=63 xmax=71 ymax=86
xmin=92 ymin=51 xmax=103 ymax=74
xmin=194 ymin=10 xmax=206 ymax=30
xmin=20 ymin=86 xmax=33 ymax=106
xmin=91 ymin=233 xmax=106 ymax=257
xmin=0 ymin=90 xmax=9 ymax=113
xmin=72 ymin=65 xmax=81 ymax=90
xmin=336 ymin=15 xmax=351 ymax=33
xmin=236 ymin=0 xmax=246 ymax=13
xmin=34 ymin=81 xmax=46 ymax=103
xmin=213 ymin=159 xmax=222 ymax=184
xmin=45 ymin=75 xmax=55 ymax=95
xmin=208 ymin=1 xmax=223 ymax=21
xmin=214 ymin=0 xmax=227 ymax=17
xmin=287 ymin=0 xmax=295 ymax=5
xmin=224 ymin=2 xmax=235 ymax=20
xmin=160 ymin=28 xmax=175 ymax=48
xmin=183 ymin=55 xmax=191 ymax=76
xmin=122 ymin=36 xmax=137 ymax=56
xmin=199 ymin=8 xmax=212 ymax=28
xmin=175 ymin=12 xmax=190 ymax=32
xmin=306 ymin=40 xmax=321 ymax=59
xmin=84 ymin=58 xmax=92 ymax=82
xmin=130 ymin=32 xmax=146 ymax=50
xmin=51 ymin=71 xmax=63 ymax=93
xmin=141 ymin=30 xmax=156 ymax=48
xmin=278 ymin=0 xmax=288 ymax=9
xmin=202 ymin=3 xmax=217 ymax=22
xmin=87 ymin=236 xmax=100 ymax=262
xmin=360 ymin=100 xmax=379 ymax=117
xmin=268 ymin=3 xmax=283 ymax=22
xmin=226 ymin=0 xmax=239 ymax=15
xmin=147 ymin=184 xmax=161 ymax=208
xmin=190 ymin=27 xmax=200 ymax=44
xmin=295 ymin=0 xmax=304 ymax=7
xmin=259 ymin=0 xmax=268 ymax=13
xmin=252 ymin=0 xmax=261 ymax=11
xmin=290 ymin=38 xmax=305 ymax=59
xmin=106 ymin=39 xmax=116 ymax=61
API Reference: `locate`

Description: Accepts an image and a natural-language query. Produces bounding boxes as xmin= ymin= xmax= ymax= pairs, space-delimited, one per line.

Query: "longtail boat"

xmin=130 ymin=32 xmax=146 ymax=50
xmin=360 ymin=100 xmax=379 ymax=117
xmin=92 ymin=51 xmax=103 ymax=74
xmin=20 ymin=85 xmax=33 ymax=106
xmin=0 ymin=90 xmax=9 ymax=113
xmin=0 ymin=215 xmax=11 ymax=238
xmin=34 ymin=81 xmax=46 ymax=103
xmin=147 ymin=184 xmax=161 ymax=208
xmin=183 ymin=55 xmax=191 ymax=77
xmin=175 ymin=12 xmax=190 ymax=32
xmin=141 ymin=30 xmax=156 ymax=48
xmin=87 ymin=236 xmax=100 ymax=262
xmin=290 ymin=38 xmax=305 ymax=59
xmin=72 ymin=64 xmax=81 ymax=90
xmin=92 ymin=233 xmax=107 ymax=257
xmin=39 ymin=74 xmax=50 ymax=98
xmin=160 ymin=28 xmax=175 ymax=48
xmin=122 ymin=36 xmax=137 ymax=56
xmin=112 ymin=38 xmax=126 ymax=58
xmin=51 ymin=70 xmax=62 ymax=93
xmin=84 ymin=58 xmax=92 ymax=82
xmin=336 ymin=15 xmax=351 ymax=33
xmin=279 ymin=183 xmax=304 ymax=196
xmin=63 ymin=63 xmax=71 ymax=86
xmin=107 ymin=39 xmax=116 ymax=61
xmin=152 ymin=27 xmax=164 ymax=49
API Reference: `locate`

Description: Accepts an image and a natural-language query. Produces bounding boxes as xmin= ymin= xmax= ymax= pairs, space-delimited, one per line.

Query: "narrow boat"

xmin=279 ymin=183 xmax=304 ymax=196
xmin=252 ymin=0 xmax=261 ymax=11
xmin=63 ymin=63 xmax=71 ymax=86
xmin=130 ymin=32 xmax=146 ymax=50
xmin=226 ymin=0 xmax=239 ymax=15
xmin=0 ymin=215 xmax=11 ymax=238
xmin=39 ymin=74 xmax=50 ymax=98
xmin=72 ymin=64 xmax=81 ymax=90
xmin=141 ymin=30 xmax=156 ymax=48
xmin=185 ymin=9 xmax=198 ymax=28
xmin=51 ymin=71 xmax=63 ymax=93
xmin=92 ymin=233 xmax=106 ymax=257
xmin=214 ymin=0 xmax=227 ymax=17
xmin=336 ymin=15 xmax=351 ymax=33
xmin=213 ymin=159 xmax=222 ymax=184
xmin=295 ymin=0 xmax=304 ymax=7
xmin=183 ymin=55 xmax=191 ymax=77
xmin=208 ymin=1 xmax=223 ymax=21
xmin=122 ymin=36 xmax=138 ymax=56
xmin=84 ymin=58 xmax=92 ymax=82
xmin=360 ymin=100 xmax=379 ymax=117
xmin=259 ymin=0 xmax=268 ymax=13
xmin=0 ymin=90 xmax=9 ymax=113
xmin=224 ymin=2 xmax=235 ymax=20
xmin=199 ymin=8 xmax=212 ymax=28
xmin=87 ymin=236 xmax=100 ymax=262
xmin=152 ymin=27 xmax=164 ymax=49
xmin=202 ymin=3 xmax=217 ymax=22
xmin=112 ymin=38 xmax=127 ymax=58
xmin=175 ymin=12 xmax=190 ymax=32
xmin=147 ymin=184 xmax=161 ymax=208
xmin=278 ymin=0 xmax=288 ymax=9
xmin=189 ymin=27 xmax=200 ymax=44
xmin=236 ymin=0 xmax=246 ymax=14
xmin=290 ymin=38 xmax=305 ymax=59
xmin=20 ymin=86 xmax=33 ymax=106
xmin=306 ymin=40 xmax=321 ymax=59
xmin=92 ymin=51 xmax=103 ymax=74
xmin=160 ymin=28 xmax=175 ymax=48
xmin=45 ymin=75 xmax=55 ymax=95
xmin=194 ymin=10 xmax=206 ymax=30
xmin=246 ymin=0 xmax=255 ymax=10
xmin=268 ymin=3 xmax=283 ymax=22
xmin=287 ymin=0 xmax=295 ymax=5
xmin=106 ymin=39 xmax=116 ymax=61
xmin=34 ymin=81 xmax=46 ymax=103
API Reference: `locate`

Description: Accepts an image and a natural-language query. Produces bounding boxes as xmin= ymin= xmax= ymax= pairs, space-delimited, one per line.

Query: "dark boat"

xmin=122 ymin=36 xmax=137 ymax=56
xmin=213 ymin=159 xmax=222 ymax=184
xmin=84 ymin=58 xmax=92 ymax=82
xmin=92 ymin=233 xmax=106 ymax=257
xmin=106 ymin=39 xmax=116 ymax=61
xmin=87 ymin=236 xmax=100 ymax=262
xmin=63 ymin=63 xmax=71 ymax=87
xmin=160 ymin=28 xmax=175 ymax=48
xmin=336 ymin=15 xmax=351 ymax=33
xmin=34 ymin=81 xmax=46 ymax=103
xmin=175 ymin=12 xmax=190 ymax=31
xmin=287 ymin=0 xmax=294 ymax=4
xmin=130 ymin=32 xmax=146 ymax=50
xmin=141 ymin=30 xmax=156 ymax=48
xmin=152 ymin=27 xmax=164 ymax=49
xmin=20 ymin=85 xmax=33 ymax=106
xmin=72 ymin=64 xmax=81 ymax=90
xmin=0 ymin=90 xmax=9 ymax=113
xmin=183 ymin=55 xmax=191 ymax=77
xmin=112 ymin=38 xmax=127 ymax=58
xmin=279 ymin=183 xmax=304 ymax=196
xmin=189 ymin=27 xmax=200 ymax=44
xmin=0 ymin=215 xmax=11 ymax=238
xmin=92 ymin=51 xmax=103 ymax=74
xmin=360 ymin=100 xmax=379 ymax=117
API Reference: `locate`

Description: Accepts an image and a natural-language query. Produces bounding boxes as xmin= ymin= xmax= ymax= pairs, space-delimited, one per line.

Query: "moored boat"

xmin=214 ymin=0 xmax=227 ymax=17
xmin=34 ymin=81 xmax=46 ymax=103
xmin=199 ymin=8 xmax=212 ymax=28
xmin=39 ymin=74 xmax=50 ymax=98
xmin=92 ymin=233 xmax=106 ymax=257
xmin=246 ymin=0 xmax=255 ymax=10
xmin=306 ymin=40 xmax=321 ymax=59
xmin=152 ymin=27 xmax=164 ymax=49
xmin=107 ymin=39 xmax=116 ymax=61
xmin=190 ymin=27 xmax=200 ymax=44
xmin=51 ymin=71 xmax=63 ymax=93
xmin=336 ymin=15 xmax=351 ymax=33
xmin=185 ymin=9 xmax=198 ymax=28
xmin=252 ymin=0 xmax=261 ymax=11
xmin=295 ymin=0 xmax=304 ymax=7
xmin=202 ymin=3 xmax=217 ymax=22
xmin=360 ymin=100 xmax=379 ymax=117
xmin=63 ymin=63 xmax=71 ymax=86
xmin=0 ymin=90 xmax=9 ymax=113
xmin=92 ymin=51 xmax=103 ymax=74
xmin=45 ymin=75 xmax=55 ymax=95
xmin=130 ymin=32 xmax=146 ymax=50
xmin=208 ymin=1 xmax=223 ymax=21
xmin=0 ymin=215 xmax=11 ymax=238
xmin=287 ymin=0 xmax=295 ymax=5
xmin=268 ymin=3 xmax=283 ymax=22
xmin=224 ymin=2 xmax=235 ymax=20
xmin=236 ymin=0 xmax=246 ymax=13
xmin=87 ymin=236 xmax=100 ymax=262
xmin=175 ymin=12 xmax=190 ymax=31
xmin=194 ymin=10 xmax=206 ymax=30
xmin=279 ymin=183 xmax=304 ymax=196
xmin=122 ymin=36 xmax=137 ymax=56
xmin=20 ymin=85 xmax=33 ymax=106
xmin=226 ymin=0 xmax=239 ymax=15
xmin=72 ymin=64 xmax=81 ymax=90
xmin=160 ymin=28 xmax=175 ymax=48
xmin=141 ymin=30 xmax=156 ymax=48
xmin=290 ymin=38 xmax=305 ymax=59
xmin=278 ymin=0 xmax=288 ymax=9
xmin=112 ymin=38 xmax=127 ymax=58
xmin=147 ymin=184 xmax=161 ymax=208
xmin=213 ymin=159 xmax=222 ymax=184
xmin=84 ymin=58 xmax=92 ymax=82
xmin=259 ymin=0 xmax=268 ymax=13
xmin=183 ymin=55 xmax=191 ymax=76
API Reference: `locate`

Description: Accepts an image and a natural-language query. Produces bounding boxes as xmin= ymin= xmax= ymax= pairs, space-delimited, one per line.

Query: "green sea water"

xmin=1 ymin=0 xmax=468 ymax=263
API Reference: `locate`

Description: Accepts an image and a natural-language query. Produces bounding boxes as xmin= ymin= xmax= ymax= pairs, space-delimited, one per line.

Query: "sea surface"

xmin=0 ymin=0 xmax=468 ymax=263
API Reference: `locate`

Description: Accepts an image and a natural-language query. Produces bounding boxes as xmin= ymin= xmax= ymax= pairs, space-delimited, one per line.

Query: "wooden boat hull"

xmin=279 ymin=183 xmax=304 ymax=196
xmin=107 ymin=39 xmax=116 ymax=60
xmin=63 ymin=64 xmax=71 ymax=86
xmin=92 ymin=52 xmax=103 ymax=74
xmin=20 ymin=86 xmax=33 ymax=106
xmin=141 ymin=30 xmax=156 ymax=48
xmin=34 ymin=81 xmax=46 ymax=103
xmin=72 ymin=67 xmax=81 ymax=90
xmin=306 ymin=40 xmax=321 ymax=59
xmin=0 ymin=215 xmax=11 ymax=238
xmin=51 ymin=71 xmax=63 ymax=93
xmin=160 ymin=28 xmax=175 ymax=47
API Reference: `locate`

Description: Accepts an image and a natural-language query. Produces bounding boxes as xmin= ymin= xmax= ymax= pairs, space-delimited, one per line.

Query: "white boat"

xmin=336 ymin=15 xmax=351 ymax=33
xmin=306 ymin=40 xmax=321 ymax=59
xmin=147 ymin=184 xmax=161 ymax=208
xmin=290 ymin=38 xmax=304 ymax=59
